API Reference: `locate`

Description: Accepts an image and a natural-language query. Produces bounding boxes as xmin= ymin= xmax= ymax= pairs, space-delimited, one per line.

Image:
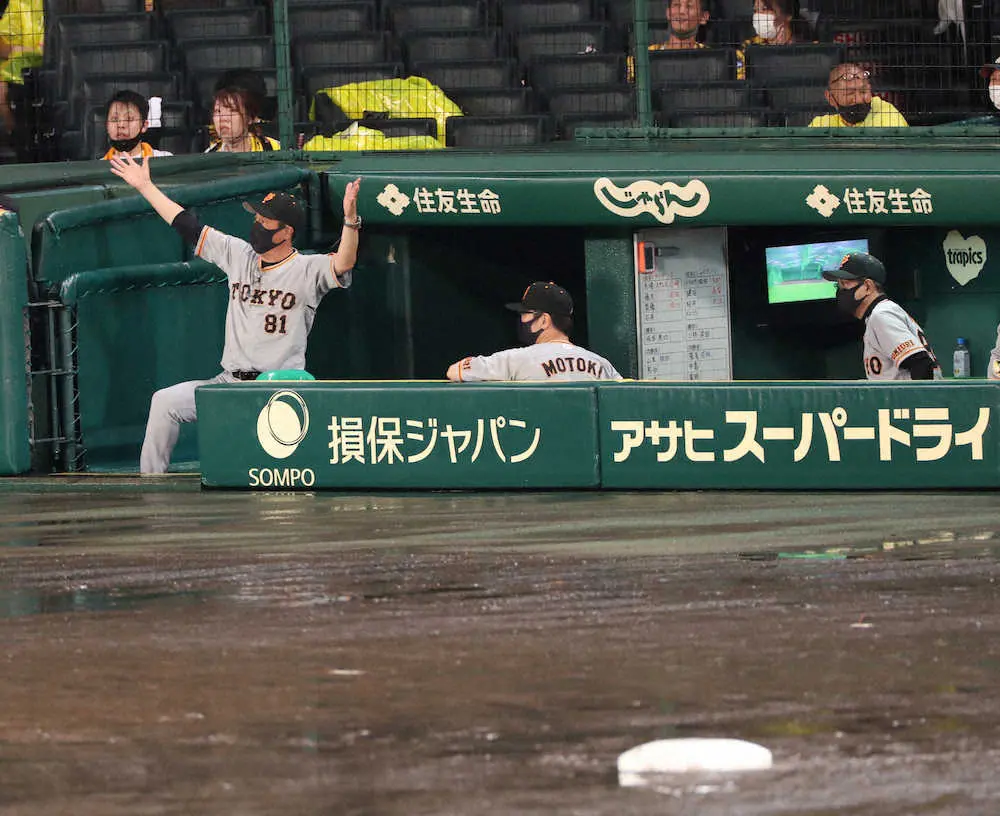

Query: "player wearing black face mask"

xmin=107 ymin=150 xmax=362 ymax=474
xmin=808 ymin=63 xmax=908 ymax=128
xmin=822 ymin=253 xmax=940 ymax=381
xmin=446 ymin=282 xmax=623 ymax=382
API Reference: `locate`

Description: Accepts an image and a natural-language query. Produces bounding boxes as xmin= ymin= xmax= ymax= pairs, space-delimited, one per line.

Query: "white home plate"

xmin=618 ymin=738 xmax=773 ymax=785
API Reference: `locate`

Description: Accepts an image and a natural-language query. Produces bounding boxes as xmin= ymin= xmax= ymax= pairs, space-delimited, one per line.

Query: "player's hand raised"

xmin=343 ymin=177 xmax=360 ymax=220
xmin=108 ymin=153 xmax=152 ymax=191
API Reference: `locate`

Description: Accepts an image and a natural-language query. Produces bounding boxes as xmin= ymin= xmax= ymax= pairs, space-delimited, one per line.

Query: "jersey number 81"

xmin=265 ymin=314 xmax=287 ymax=334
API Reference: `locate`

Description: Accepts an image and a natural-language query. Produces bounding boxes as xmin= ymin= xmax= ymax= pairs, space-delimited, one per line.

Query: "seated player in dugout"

xmin=107 ymin=152 xmax=362 ymax=474
xmin=626 ymin=0 xmax=710 ymax=82
xmin=809 ymin=63 xmax=908 ymax=128
xmin=205 ymin=81 xmax=280 ymax=153
xmin=447 ymin=282 xmax=623 ymax=382
xmin=822 ymin=252 xmax=941 ymax=380
xmin=102 ymin=91 xmax=173 ymax=160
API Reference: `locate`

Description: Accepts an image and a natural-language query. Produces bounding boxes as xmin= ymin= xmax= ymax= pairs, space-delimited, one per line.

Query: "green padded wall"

xmin=598 ymin=381 xmax=1000 ymax=489
xmin=0 ymin=211 xmax=31 ymax=475
xmin=197 ymin=381 xmax=601 ymax=488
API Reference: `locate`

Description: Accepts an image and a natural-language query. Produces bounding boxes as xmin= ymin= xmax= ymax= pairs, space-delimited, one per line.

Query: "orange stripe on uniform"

xmin=195 ymin=226 xmax=210 ymax=256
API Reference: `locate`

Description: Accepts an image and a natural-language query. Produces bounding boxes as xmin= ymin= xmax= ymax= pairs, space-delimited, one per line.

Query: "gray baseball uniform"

xmin=139 ymin=226 xmax=350 ymax=474
xmin=989 ymin=324 xmax=1000 ymax=381
xmin=456 ymin=342 xmax=622 ymax=382
xmin=863 ymin=298 xmax=941 ymax=380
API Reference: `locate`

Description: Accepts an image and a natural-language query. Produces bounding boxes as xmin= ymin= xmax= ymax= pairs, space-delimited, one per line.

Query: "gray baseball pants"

xmin=139 ymin=371 xmax=238 ymax=474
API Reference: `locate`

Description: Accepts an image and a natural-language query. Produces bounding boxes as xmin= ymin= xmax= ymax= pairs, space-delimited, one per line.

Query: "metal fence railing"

xmin=0 ymin=0 xmax=997 ymax=162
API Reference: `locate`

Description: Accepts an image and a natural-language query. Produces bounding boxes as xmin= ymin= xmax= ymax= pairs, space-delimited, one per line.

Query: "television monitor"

xmin=765 ymin=238 xmax=869 ymax=305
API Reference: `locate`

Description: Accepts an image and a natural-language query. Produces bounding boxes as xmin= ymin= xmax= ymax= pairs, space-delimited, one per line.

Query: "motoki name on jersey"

xmin=542 ymin=355 xmax=605 ymax=378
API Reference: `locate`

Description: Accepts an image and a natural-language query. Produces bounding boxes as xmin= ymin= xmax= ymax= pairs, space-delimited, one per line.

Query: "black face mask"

xmin=249 ymin=221 xmax=283 ymax=254
xmin=516 ymin=314 xmax=543 ymax=346
xmin=837 ymin=101 xmax=871 ymax=125
xmin=836 ymin=284 xmax=863 ymax=315
xmin=109 ymin=133 xmax=143 ymax=153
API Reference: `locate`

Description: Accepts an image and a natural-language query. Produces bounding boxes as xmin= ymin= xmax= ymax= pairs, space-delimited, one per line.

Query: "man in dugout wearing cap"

xmin=822 ymin=252 xmax=941 ymax=380
xmin=447 ymin=281 xmax=623 ymax=382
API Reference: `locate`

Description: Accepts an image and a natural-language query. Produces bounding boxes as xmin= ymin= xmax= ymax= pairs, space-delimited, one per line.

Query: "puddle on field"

xmin=739 ymin=528 xmax=1000 ymax=562
xmin=0 ymin=586 xmax=213 ymax=619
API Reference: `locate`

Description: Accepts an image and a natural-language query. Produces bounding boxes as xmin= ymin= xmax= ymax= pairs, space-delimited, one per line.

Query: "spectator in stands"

xmin=809 ymin=62 xmax=908 ymax=127
xmin=0 ymin=0 xmax=44 ymax=137
xmin=980 ymin=57 xmax=1000 ymax=112
xmin=627 ymin=0 xmax=710 ymax=82
xmin=102 ymin=91 xmax=173 ymax=161
xmin=736 ymin=0 xmax=811 ymax=79
xmin=205 ymin=85 xmax=280 ymax=153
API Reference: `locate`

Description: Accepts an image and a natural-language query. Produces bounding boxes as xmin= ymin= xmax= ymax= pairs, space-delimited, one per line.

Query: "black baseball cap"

xmin=821 ymin=252 xmax=886 ymax=285
xmin=505 ymin=281 xmax=574 ymax=317
xmin=243 ymin=191 xmax=305 ymax=235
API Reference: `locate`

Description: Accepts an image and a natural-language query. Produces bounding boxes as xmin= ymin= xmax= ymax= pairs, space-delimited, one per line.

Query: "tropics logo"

xmin=256 ymin=390 xmax=310 ymax=459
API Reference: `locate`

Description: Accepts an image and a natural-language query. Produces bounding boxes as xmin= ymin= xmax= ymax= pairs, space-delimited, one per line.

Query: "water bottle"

xmin=953 ymin=338 xmax=971 ymax=378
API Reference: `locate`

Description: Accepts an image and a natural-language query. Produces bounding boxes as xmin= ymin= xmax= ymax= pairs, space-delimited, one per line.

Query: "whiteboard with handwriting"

xmin=634 ymin=227 xmax=732 ymax=381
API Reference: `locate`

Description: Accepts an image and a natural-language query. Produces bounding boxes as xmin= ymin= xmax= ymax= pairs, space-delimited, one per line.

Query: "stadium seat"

xmin=513 ymin=23 xmax=611 ymax=62
xmin=289 ymin=2 xmax=376 ymax=39
xmin=301 ymin=64 xmax=405 ymax=101
xmin=761 ymin=81 xmax=829 ymax=124
xmin=155 ymin=0 xmax=258 ymax=8
xmin=165 ymin=8 xmax=267 ymax=41
xmin=359 ymin=116 xmax=438 ymax=139
xmin=543 ymin=87 xmax=635 ymax=118
xmin=54 ymin=14 xmax=155 ymax=51
xmin=559 ymin=112 xmax=636 ymax=138
xmin=648 ymin=49 xmax=734 ymax=86
xmin=668 ymin=110 xmax=765 ymax=127
xmin=294 ymin=33 xmax=392 ymax=68
xmin=388 ymin=1 xmax=485 ymax=33
xmin=412 ymin=58 xmax=519 ymax=91
xmin=403 ymin=30 xmax=502 ymax=64
xmin=67 ymin=42 xmax=169 ymax=99
xmin=446 ymin=114 xmax=552 ymax=146
xmin=501 ymin=0 xmax=595 ymax=28
xmin=529 ymin=54 xmax=626 ymax=91
xmin=450 ymin=88 xmax=536 ymax=116
xmin=743 ymin=44 xmax=845 ymax=87
xmin=51 ymin=15 xmax=158 ymax=103
xmin=657 ymin=81 xmax=752 ymax=114
xmin=50 ymin=0 xmax=145 ymax=12
xmin=182 ymin=37 xmax=276 ymax=76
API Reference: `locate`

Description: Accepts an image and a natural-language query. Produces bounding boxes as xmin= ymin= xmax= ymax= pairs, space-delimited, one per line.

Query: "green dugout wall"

xmin=197 ymin=380 xmax=1000 ymax=489
xmin=0 ymin=210 xmax=31 ymax=476
xmin=2 ymin=138 xmax=1000 ymax=475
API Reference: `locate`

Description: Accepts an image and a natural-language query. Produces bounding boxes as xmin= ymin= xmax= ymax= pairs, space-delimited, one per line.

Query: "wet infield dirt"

xmin=0 ymin=480 xmax=998 ymax=814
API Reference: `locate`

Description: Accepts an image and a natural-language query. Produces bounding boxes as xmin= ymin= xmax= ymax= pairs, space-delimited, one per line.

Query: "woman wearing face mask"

xmin=736 ymin=0 xmax=812 ymax=80
xmin=204 ymin=85 xmax=280 ymax=153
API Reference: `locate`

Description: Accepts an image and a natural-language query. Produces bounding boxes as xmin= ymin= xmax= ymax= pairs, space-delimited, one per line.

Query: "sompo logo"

xmin=593 ymin=178 xmax=710 ymax=224
xmin=942 ymin=230 xmax=987 ymax=286
xmin=256 ymin=390 xmax=309 ymax=459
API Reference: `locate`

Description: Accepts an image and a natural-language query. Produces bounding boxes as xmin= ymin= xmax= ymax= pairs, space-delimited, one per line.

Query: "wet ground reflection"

xmin=0 ymin=480 xmax=999 ymax=813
